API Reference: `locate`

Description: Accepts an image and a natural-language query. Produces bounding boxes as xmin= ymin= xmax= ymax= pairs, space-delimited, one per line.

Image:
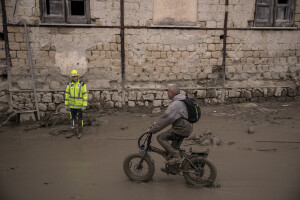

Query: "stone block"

xmin=105 ymin=101 xmax=114 ymax=108
xmin=143 ymin=94 xmax=154 ymax=101
xmin=274 ymin=87 xmax=282 ymax=97
xmin=48 ymin=103 xmax=56 ymax=111
xmin=42 ymin=93 xmax=52 ymax=103
xmin=128 ymin=91 xmax=137 ymax=100
xmin=128 ymin=101 xmax=135 ymax=107
xmin=49 ymin=81 xmax=60 ymax=90
xmin=206 ymin=89 xmax=216 ymax=98
xmin=53 ymin=94 xmax=64 ymax=103
xmin=153 ymin=100 xmax=162 ymax=107
xmin=38 ymin=103 xmax=48 ymax=111
xmin=228 ymin=89 xmax=240 ymax=98
xmin=17 ymin=80 xmax=32 ymax=90
xmin=103 ymin=43 xmax=111 ymax=51
xmin=101 ymin=91 xmax=111 ymax=101
xmin=241 ymin=90 xmax=251 ymax=99
xmin=112 ymin=92 xmax=120 ymax=101
xmin=252 ymin=90 xmax=263 ymax=97
xmin=195 ymin=90 xmax=206 ymax=99
xmin=9 ymin=42 xmax=20 ymax=51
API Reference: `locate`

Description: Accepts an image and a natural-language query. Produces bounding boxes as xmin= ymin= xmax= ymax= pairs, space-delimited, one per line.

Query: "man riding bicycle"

xmin=148 ymin=84 xmax=193 ymax=164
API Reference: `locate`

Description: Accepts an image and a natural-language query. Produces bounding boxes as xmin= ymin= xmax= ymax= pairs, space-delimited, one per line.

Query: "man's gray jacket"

xmin=149 ymin=94 xmax=193 ymax=137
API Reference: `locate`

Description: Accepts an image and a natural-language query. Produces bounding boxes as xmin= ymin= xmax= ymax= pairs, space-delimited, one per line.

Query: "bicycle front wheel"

xmin=182 ymin=157 xmax=217 ymax=187
xmin=123 ymin=153 xmax=155 ymax=182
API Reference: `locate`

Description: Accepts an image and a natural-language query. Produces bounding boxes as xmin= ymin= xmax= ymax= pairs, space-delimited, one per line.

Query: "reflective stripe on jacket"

xmin=65 ymin=80 xmax=88 ymax=109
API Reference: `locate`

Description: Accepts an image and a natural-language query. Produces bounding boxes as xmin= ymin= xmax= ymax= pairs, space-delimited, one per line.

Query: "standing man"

xmin=65 ymin=69 xmax=88 ymax=139
xmin=148 ymin=84 xmax=193 ymax=164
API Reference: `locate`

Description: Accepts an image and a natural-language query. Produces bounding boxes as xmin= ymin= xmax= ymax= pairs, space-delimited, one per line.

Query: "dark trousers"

xmin=157 ymin=130 xmax=185 ymax=155
xmin=69 ymin=108 xmax=83 ymax=127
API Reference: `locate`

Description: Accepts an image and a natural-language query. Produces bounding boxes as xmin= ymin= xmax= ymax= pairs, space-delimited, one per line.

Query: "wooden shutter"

xmin=42 ymin=0 xmax=65 ymax=23
xmin=66 ymin=0 xmax=90 ymax=24
xmin=254 ymin=0 xmax=274 ymax=27
xmin=275 ymin=0 xmax=295 ymax=27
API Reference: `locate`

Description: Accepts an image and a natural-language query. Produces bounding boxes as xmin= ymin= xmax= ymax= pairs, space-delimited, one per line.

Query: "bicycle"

xmin=123 ymin=132 xmax=217 ymax=187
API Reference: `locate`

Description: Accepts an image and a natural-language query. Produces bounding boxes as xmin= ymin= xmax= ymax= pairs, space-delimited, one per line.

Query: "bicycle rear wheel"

xmin=123 ymin=153 xmax=155 ymax=182
xmin=182 ymin=157 xmax=217 ymax=187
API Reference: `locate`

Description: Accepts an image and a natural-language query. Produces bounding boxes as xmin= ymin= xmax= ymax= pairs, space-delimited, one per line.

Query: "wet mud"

xmin=0 ymin=102 xmax=300 ymax=200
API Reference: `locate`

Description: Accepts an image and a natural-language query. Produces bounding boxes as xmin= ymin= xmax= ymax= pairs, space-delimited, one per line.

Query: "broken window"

xmin=41 ymin=0 xmax=90 ymax=24
xmin=254 ymin=0 xmax=295 ymax=27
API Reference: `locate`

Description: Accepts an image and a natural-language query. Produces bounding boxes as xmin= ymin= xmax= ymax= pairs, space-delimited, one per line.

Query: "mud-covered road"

xmin=0 ymin=102 xmax=300 ymax=200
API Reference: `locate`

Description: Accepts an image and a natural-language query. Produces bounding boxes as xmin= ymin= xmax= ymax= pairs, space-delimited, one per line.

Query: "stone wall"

xmin=226 ymin=30 xmax=300 ymax=87
xmin=125 ymin=29 xmax=224 ymax=88
xmin=6 ymin=86 xmax=300 ymax=117
xmin=0 ymin=0 xmax=300 ymax=117
xmin=7 ymin=26 xmax=122 ymax=90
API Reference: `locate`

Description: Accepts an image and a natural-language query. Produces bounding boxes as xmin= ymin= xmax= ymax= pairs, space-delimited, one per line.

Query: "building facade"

xmin=0 ymin=0 xmax=299 ymax=117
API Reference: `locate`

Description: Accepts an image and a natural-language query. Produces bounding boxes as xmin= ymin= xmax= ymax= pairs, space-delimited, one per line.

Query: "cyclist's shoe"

xmin=167 ymin=152 xmax=181 ymax=164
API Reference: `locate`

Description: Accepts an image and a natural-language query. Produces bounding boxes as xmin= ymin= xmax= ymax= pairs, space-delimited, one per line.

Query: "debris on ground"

xmin=120 ymin=125 xmax=128 ymax=130
xmin=184 ymin=129 xmax=234 ymax=146
xmin=248 ymin=126 xmax=255 ymax=134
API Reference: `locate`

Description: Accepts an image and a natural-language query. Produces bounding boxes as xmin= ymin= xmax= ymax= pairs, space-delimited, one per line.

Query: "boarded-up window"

xmin=41 ymin=0 xmax=90 ymax=24
xmin=153 ymin=0 xmax=197 ymax=26
xmin=254 ymin=0 xmax=295 ymax=27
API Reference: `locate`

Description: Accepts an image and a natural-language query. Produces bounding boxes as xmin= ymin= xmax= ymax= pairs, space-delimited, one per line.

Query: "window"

xmin=153 ymin=0 xmax=198 ymax=26
xmin=254 ymin=0 xmax=295 ymax=27
xmin=41 ymin=0 xmax=90 ymax=24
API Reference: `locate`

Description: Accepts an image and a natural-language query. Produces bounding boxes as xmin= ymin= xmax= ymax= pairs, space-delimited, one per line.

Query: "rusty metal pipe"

xmin=221 ymin=0 xmax=229 ymax=103
xmin=120 ymin=0 xmax=125 ymax=89
xmin=1 ymin=0 xmax=13 ymax=104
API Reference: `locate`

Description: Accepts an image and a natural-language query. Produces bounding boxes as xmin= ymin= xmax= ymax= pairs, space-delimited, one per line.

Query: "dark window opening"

xmin=0 ymin=33 xmax=4 ymax=40
xmin=278 ymin=0 xmax=288 ymax=4
xmin=70 ymin=1 xmax=85 ymax=16
xmin=219 ymin=35 xmax=224 ymax=40
xmin=46 ymin=0 xmax=50 ymax=15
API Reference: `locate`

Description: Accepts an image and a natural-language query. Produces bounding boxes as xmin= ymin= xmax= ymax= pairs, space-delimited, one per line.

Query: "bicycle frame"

xmin=137 ymin=132 xmax=208 ymax=170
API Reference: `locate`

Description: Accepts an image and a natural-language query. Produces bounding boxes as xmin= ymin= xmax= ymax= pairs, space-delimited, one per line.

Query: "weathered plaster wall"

xmin=125 ymin=29 xmax=223 ymax=88
xmin=91 ymin=0 xmax=120 ymax=26
xmin=226 ymin=30 xmax=300 ymax=86
xmin=8 ymin=26 xmax=122 ymax=90
xmin=1 ymin=0 xmax=300 ymax=117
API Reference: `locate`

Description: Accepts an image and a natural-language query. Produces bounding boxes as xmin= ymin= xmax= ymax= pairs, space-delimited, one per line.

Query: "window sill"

xmin=38 ymin=23 xmax=96 ymax=27
xmin=250 ymin=27 xmax=298 ymax=30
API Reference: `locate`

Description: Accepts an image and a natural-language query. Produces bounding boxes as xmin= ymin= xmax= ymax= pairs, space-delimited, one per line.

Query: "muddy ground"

xmin=0 ymin=102 xmax=300 ymax=200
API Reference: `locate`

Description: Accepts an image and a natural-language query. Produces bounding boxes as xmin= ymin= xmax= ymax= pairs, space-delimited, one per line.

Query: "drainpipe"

xmin=221 ymin=0 xmax=229 ymax=103
xmin=1 ymin=0 xmax=13 ymax=104
xmin=120 ymin=0 xmax=125 ymax=89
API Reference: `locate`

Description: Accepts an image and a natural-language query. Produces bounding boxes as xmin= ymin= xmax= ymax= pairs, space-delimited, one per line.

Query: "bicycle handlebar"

xmin=138 ymin=132 xmax=152 ymax=150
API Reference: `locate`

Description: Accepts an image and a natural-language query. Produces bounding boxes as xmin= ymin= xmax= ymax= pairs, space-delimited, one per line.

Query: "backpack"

xmin=181 ymin=97 xmax=201 ymax=123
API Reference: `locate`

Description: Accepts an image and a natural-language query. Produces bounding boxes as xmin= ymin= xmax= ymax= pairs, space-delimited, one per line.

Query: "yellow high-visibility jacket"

xmin=65 ymin=80 xmax=88 ymax=109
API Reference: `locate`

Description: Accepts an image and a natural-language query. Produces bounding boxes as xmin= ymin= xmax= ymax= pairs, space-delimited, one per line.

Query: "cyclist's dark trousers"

xmin=157 ymin=129 xmax=183 ymax=155
xmin=70 ymin=108 xmax=83 ymax=127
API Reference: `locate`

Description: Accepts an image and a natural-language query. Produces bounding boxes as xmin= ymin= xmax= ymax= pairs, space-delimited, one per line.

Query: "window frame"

xmin=40 ymin=0 xmax=90 ymax=24
xmin=254 ymin=0 xmax=295 ymax=27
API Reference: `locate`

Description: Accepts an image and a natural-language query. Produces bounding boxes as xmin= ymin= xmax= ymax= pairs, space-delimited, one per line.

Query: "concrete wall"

xmin=1 ymin=0 xmax=300 ymax=116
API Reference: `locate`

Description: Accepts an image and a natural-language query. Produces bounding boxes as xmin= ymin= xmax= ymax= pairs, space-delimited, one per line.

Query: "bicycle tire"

xmin=123 ymin=153 xmax=155 ymax=182
xmin=182 ymin=157 xmax=217 ymax=187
